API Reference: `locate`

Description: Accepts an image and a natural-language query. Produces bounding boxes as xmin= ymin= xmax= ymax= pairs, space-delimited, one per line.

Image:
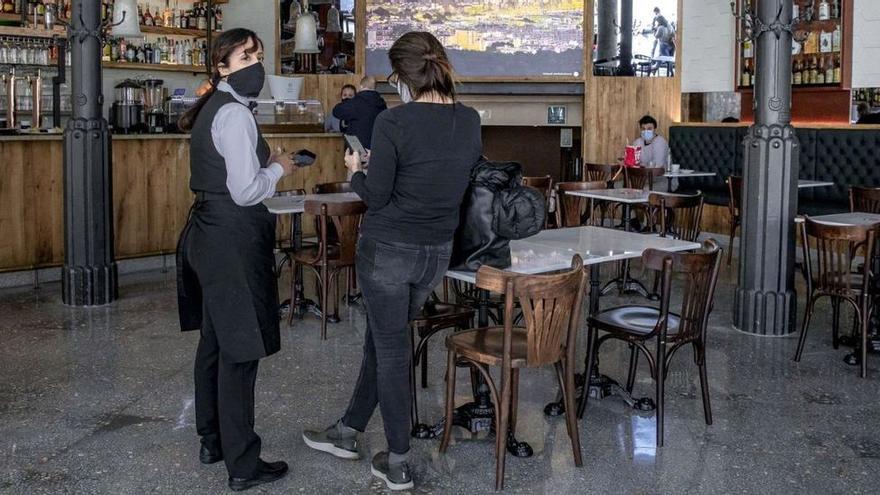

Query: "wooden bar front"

xmin=0 ymin=133 xmax=347 ymax=272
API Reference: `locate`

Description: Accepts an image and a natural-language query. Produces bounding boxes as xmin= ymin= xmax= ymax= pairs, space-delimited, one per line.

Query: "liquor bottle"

xmin=832 ymin=0 xmax=840 ymax=19
xmin=818 ymin=0 xmax=830 ymax=21
xmin=824 ymin=55 xmax=834 ymax=84
xmin=199 ymin=41 xmax=207 ymax=66
xmin=143 ymin=5 xmax=153 ymax=26
xmin=741 ymin=60 xmax=751 ymax=87
xmin=743 ymin=39 xmax=753 ymax=59
xmin=197 ymin=3 xmax=207 ymax=31
xmin=215 ymin=6 xmax=222 ymax=30
xmin=163 ymin=0 xmax=172 ymax=27
xmin=832 ymin=25 xmax=841 ymax=52
xmin=792 ymin=1 xmax=799 ymax=19
xmin=144 ymin=43 xmax=153 ymax=63
xmin=102 ymin=38 xmax=111 ymax=62
xmin=833 ymin=55 xmax=841 ymax=83
xmin=35 ymin=0 xmax=45 ymax=26
xmin=192 ymin=42 xmax=201 ymax=67
xmin=816 ymin=57 xmax=826 ymax=84
xmin=137 ymin=4 xmax=144 ymax=25
xmin=793 ymin=59 xmax=803 ymax=85
xmin=184 ymin=39 xmax=192 ymax=66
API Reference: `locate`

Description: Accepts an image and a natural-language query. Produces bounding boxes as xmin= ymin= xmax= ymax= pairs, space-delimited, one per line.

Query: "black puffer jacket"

xmin=450 ymin=159 xmax=546 ymax=271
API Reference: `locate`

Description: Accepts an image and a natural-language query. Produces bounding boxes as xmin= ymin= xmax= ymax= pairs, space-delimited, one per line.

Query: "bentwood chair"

xmin=555 ymin=181 xmax=607 ymax=227
xmin=795 ymin=217 xmax=877 ymax=378
xmin=850 ymin=186 xmax=880 ymax=213
xmin=580 ymin=240 xmax=723 ymax=447
xmin=584 ymin=164 xmax=623 ymax=225
xmin=522 ymin=176 xmax=553 ymax=228
xmin=625 ymin=166 xmax=665 ymax=191
xmin=313 ymin=181 xmax=358 ymax=302
xmin=726 ymin=176 xmax=743 ymax=265
xmin=646 ymin=191 xmax=705 ymax=295
xmin=439 ymin=256 xmax=587 ymax=490
xmin=291 ymin=199 xmax=366 ymax=339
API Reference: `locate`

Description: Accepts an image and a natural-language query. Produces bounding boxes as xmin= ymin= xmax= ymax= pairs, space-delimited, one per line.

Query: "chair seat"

xmin=291 ymin=245 xmax=349 ymax=266
xmin=412 ymin=302 xmax=474 ymax=331
xmin=590 ymin=305 xmax=681 ymax=338
xmin=445 ymin=327 xmax=531 ymax=368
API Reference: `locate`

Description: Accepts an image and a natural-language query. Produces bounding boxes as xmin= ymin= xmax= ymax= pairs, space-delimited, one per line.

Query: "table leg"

xmin=281 ymin=212 xmax=323 ymax=320
xmin=601 ymin=203 xmax=651 ymax=298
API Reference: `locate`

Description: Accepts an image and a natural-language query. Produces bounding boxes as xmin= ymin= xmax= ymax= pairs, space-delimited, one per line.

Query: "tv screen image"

xmin=366 ymin=0 xmax=584 ymax=78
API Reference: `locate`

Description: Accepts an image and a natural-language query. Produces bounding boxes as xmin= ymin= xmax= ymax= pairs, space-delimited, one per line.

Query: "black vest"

xmin=189 ymin=90 xmax=271 ymax=194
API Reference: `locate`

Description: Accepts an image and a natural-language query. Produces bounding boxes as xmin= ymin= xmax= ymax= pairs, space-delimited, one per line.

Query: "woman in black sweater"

xmin=303 ymin=32 xmax=482 ymax=491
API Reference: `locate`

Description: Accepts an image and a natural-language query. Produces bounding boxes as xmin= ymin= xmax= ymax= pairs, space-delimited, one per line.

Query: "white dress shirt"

xmin=212 ymin=81 xmax=284 ymax=206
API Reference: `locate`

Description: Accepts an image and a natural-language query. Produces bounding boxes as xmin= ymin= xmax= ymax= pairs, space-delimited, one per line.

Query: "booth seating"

xmin=669 ymin=125 xmax=880 ymax=215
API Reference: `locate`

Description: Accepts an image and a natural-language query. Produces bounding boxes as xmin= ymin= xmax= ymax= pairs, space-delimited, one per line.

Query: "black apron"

xmin=176 ymin=91 xmax=280 ymax=364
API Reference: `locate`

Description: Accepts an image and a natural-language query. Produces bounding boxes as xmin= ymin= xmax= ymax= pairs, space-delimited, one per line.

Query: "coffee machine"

xmin=143 ymin=79 xmax=166 ymax=134
xmin=110 ymin=79 xmax=145 ymax=134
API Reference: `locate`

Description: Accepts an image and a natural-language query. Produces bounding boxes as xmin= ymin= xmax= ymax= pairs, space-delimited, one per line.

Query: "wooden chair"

xmin=580 ymin=240 xmax=723 ymax=447
xmin=726 ymin=176 xmax=743 ymax=265
xmin=313 ymin=181 xmax=357 ymax=302
xmin=647 ymin=191 xmax=704 ymax=241
xmin=583 ymin=164 xmax=623 ymax=225
xmin=522 ymin=175 xmax=553 ymax=228
xmin=850 ymin=186 xmax=880 ymax=213
xmin=624 ymin=166 xmax=665 ymax=191
xmin=555 ymin=181 xmax=607 ymax=228
xmin=409 ymin=294 xmax=475 ymax=433
xmin=290 ymin=199 xmax=366 ymax=339
xmin=439 ymin=256 xmax=587 ymax=491
xmin=795 ymin=217 xmax=876 ymax=378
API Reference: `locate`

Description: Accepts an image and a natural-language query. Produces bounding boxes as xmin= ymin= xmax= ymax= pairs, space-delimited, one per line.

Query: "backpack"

xmin=450 ymin=159 xmax=546 ymax=272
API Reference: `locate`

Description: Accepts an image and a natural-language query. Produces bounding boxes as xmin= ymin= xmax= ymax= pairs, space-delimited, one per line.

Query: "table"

xmin=663 ymin=170 xmax=716 ymax=191
xmin=795 ymin=212 xmax=880 ymax=226
xmin=437 ymin=227 xmax=700 ymax=452
xmin=798 ymin=180 xmax=835 ymax=189
xmin=263 ymin=192 xmax=362 ymax=318
xmin=651 ymin=55 xmax=675 ymax=76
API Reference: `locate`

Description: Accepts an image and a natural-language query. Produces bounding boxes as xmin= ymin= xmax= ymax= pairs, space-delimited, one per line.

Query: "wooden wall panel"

xmin=0 ymin=134 xmax=347 ymax=272
xmin=582 ymin=0 xmax=683 ymax=164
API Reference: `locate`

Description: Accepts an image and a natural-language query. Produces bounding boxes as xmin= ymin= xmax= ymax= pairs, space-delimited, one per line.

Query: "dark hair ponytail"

xmin=178 ymin=28 xmax=263 ymax=131
xmin=388 ymin=32 xmax=456 ymax=101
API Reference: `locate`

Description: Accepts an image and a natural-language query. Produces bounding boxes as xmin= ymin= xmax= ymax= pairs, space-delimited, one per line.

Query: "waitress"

xmin=176 ymin=28 xmax=296 ymax=492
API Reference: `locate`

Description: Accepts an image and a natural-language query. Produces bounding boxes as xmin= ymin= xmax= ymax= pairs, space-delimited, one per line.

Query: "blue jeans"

xmin=342 ymin=236 xmax=452 ymax=454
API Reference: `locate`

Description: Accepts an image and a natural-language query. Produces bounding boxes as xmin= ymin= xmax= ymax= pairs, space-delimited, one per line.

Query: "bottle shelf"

xmin=0 ymin=25 xmax=65 ymax=39
xmin=139 ymin=25 xmax=219 ymax=38
xmin=102 ymin=62 xmax=206 ymax=73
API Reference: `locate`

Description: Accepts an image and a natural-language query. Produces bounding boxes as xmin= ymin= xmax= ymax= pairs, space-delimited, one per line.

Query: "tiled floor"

xmin=0 ymin=263 xmax=878 ymax=494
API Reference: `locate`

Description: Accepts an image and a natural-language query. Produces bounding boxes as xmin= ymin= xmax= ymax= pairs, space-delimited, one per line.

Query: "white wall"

xmin=852 ymin=0 xmax=880 ymax=88
xmin=681 ymin=0 xmax=735 ymax=93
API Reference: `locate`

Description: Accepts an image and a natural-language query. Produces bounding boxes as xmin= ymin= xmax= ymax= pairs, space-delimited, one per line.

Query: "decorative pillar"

xmin=618 ymin=0 xmax=634 ymax=76
xmin=62 ymin=0 xmax=118 ymax=306
xmin=596 ymin=0 xmax=618 ymax=62
xmin=733 ymin=0 xmax=798 ymax=335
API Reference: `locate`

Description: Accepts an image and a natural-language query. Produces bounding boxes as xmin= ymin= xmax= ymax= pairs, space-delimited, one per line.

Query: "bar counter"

xmin=0 ymin=132 xmax=347 ymax=272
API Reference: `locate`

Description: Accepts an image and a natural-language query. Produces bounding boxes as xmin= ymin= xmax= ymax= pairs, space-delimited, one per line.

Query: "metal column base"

xmin=62 ymin=264 xmax=118 ymax=306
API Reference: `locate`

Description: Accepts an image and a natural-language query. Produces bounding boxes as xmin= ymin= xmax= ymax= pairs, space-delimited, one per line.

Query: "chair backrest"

xmin=475 ymin=255 xmax=587 ymax=367
xmin=304 ymin=199 xmax=367 ymax=265
xmin=625 ymin=166 xmax=665 ymax=191
xmin=643 ymin=240 xmax=723 ymax=343
xmin=522 ymin=176 xmax=553 ymax=199
xmin=727 ymin=175 xmax=743 ymax=218
xmin=313 ymin=181 xmax=353 ymax=194
xmin=849 ymin=186 xmax=880 ymax=213
xmin=555 ymin=181 xmax=607 ymax=227
xmin=583 ymin=163 xmax=622 ymax=185
xmin=648 ymin=191 xmax=704 ymax=242
xmin=801 ymin=216 xmax=876 ymax=295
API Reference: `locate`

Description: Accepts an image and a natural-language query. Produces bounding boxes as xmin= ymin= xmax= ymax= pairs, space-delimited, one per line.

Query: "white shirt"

xmin=212 ymin=81 xmax=284 ymax=206
xmin=632 ymin=134 xmax=669 ymax=168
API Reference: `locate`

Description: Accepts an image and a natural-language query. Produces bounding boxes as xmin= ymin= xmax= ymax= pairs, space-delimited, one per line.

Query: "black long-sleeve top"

xmin=351 ymin=102 xmax=482 ymax=245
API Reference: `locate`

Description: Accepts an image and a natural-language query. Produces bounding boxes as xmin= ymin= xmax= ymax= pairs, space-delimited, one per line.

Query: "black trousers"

xmin=342 ymin=236 xmax=451 ymax=455
xmin=194 ymin=314 xmax=261 ymax=479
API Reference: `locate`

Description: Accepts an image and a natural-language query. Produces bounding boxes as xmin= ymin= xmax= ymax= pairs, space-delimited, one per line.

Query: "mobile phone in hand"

xmin=291 ymin=149 xmax=316 ymax=166
xmin=343 ymin=134 xmax=369 ymax=163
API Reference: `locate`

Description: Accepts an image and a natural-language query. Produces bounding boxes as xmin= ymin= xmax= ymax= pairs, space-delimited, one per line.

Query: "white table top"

xmin=263 ymin=192 xmax=361 ymax=214
xmin=664 ymin=171 xmax=716 ymax=178
xmin=566 ymin=188 xmax=650 ymax=204
xmin=653 ymin=55 xmax=676 ymax=63
xmin=795 ymin=212 xmax=880 ymax=226
xmin=446 ymin=226 xmax=701 ymax=283
xmin=798 ymin=180 xmax=835 ymax=189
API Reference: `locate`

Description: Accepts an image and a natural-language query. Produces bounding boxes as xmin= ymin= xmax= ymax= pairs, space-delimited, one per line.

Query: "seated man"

xmin=632 ymin=114 xmax=669 ymax=177
xmin=325 ymin=84 xmax=356 ymax=133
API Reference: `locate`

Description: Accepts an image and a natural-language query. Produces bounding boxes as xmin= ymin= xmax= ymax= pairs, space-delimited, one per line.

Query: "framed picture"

xmin=548 ymin=105 xmax=567 ymax=125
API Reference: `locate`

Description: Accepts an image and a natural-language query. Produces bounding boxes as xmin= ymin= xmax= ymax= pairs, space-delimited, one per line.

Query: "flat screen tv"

xmin=366 ymin=0 xmax=585 ymax=79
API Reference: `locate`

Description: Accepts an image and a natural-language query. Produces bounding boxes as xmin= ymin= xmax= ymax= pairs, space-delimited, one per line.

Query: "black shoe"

xmin=228 ymin=459 xmax=289 ymax=492
xmin=200 ymin=444 xmax=223 ymax=465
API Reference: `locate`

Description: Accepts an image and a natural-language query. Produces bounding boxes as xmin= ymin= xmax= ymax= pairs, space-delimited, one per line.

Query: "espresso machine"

xmin=110 ymin=79 xmax=145 ymax=134
xmin=142 ymin=79 xmax=166 ymax=134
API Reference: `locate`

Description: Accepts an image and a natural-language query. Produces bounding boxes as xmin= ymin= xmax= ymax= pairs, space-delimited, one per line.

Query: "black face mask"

xmin=226 ymin=62 xmax=265 ymax=98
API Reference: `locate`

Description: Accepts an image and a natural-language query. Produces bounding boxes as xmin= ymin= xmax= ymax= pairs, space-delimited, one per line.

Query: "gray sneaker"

xmin=302 ymin=422 xmax=361 ymax=460
xmin=370 ymin=452 xmax=414 ymax=491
